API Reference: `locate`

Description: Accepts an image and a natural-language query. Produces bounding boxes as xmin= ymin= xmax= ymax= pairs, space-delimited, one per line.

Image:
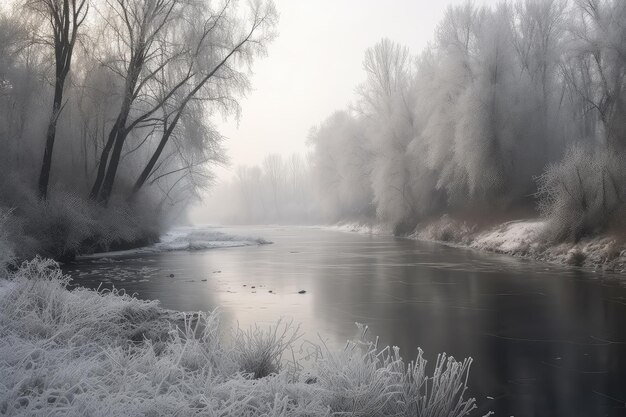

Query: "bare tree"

xmin=356 ymin=38 xmax=411 ymax=118
xmin=130 ymin=0 xmax=277 ymax=197
xmin=89 ymin=0 xmax=192 ymax=203
xmin=564 ymin=0 xmax=626 ymax=149
xmin=90 ymin=0 xmax=275 ymax=206
xmin=32 ymin=0 xmax=88 ymax=198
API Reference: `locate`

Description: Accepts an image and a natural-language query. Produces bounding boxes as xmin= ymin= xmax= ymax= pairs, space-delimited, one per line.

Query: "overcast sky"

xmin=212 ymin=0 xmax=499 ymax=180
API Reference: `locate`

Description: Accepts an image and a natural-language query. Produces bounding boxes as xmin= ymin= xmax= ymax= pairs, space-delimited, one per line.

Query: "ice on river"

xmin=80 ymin=226 xmax=272 ymax=259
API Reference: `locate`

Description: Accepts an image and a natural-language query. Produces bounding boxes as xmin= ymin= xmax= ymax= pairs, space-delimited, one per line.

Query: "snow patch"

xmin=324 ymin=222 xmax=391 ymax=235
xmin=471 ymin=221 xmax=546 ymax=254
xmin=412 ymin=215 xmax=626 ymax=272
xmin=80 ymin=226 xmax=272 ymax=259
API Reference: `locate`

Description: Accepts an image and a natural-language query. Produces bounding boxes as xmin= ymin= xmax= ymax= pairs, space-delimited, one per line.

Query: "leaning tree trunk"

xmin=131 ymin=113 xmax=182 ymax=195
xmin=129 ymin=44 xmax=247 ymax=197
xmin=89 ymin=119 xmax=122 ymax=199
xmin=98 ymin=128 xmax=130 ymax=205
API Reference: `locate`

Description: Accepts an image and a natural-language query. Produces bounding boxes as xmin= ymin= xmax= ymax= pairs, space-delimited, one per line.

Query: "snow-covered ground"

xmin=471 ymin=220 xmax=546 ymax=254
xmin=413 ymin=216 xmax=626 ymax=272
xmin=79 ymin=226 xmax=272 ymax=259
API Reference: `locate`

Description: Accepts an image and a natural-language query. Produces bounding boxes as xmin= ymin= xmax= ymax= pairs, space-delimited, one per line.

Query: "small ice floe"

xmin=155 ymin=227 xmax=272 ymax=252
xmin=77 ymin=226 xmax=272 ymax=259
xmin=93 ymin=257 xmax=123 ymax=264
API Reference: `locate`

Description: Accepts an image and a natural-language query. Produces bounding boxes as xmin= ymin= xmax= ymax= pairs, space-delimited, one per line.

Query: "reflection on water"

xmin=65 ymin=226 xmax=626 ymax=417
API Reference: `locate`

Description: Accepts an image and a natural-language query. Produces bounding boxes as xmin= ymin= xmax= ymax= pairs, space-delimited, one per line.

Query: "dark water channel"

xmin=64 ymin=226 xmax=626 ymax=417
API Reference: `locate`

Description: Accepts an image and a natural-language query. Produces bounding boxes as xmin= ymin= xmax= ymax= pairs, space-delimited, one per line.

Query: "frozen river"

xmin=64 ymin=225 xmax=626 ymax=417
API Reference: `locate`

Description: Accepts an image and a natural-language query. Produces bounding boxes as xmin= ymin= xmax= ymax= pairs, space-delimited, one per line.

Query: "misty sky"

xmin=217 ymin=0 xmax=498 ymax=178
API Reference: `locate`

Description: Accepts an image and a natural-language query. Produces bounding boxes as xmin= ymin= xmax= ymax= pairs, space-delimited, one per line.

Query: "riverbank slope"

xmin=412 ymin=216 xmax=626 ymax=272
xmin=331 ymin=217 xmax=626 ymax=272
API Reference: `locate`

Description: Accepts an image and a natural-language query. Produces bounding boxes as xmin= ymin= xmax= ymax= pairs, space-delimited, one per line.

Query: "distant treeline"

xmin=216 ymin=0 xmax=625 ymax=242
xmin=0 ymin=0 xmax=277 ymax=259
xmin=203 ymin=153 xmax=319 ymax=224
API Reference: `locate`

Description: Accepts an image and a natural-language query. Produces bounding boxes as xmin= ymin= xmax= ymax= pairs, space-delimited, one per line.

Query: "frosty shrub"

xmin=0 ymin=258 xmax=488 ymax=417
xmin=537 ymin=146 xmax=626 ymax=242
xmin=22 ymin=193 xmax=162 ymax=260
xmin=22 ymin=193 xmax=99 ymax=261
xmin=415 ymin=215 xmax=476 ymax=244
xmin=312 ymin=324 xmax=480 ymax=417
xmin=234 ymin=319 xmax=301 ymax=379
xmin=92 ymin=196 xmax=162 ymax=252
xmin=0 ymin=257 xmax=167 ymax=346
xmin=0 ymin=171 xmax=162 ymax=260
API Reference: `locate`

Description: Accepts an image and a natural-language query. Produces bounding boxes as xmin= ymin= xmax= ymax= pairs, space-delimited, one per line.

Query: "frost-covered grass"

xmin=0 ymin=257 xmax=485 ymax=417
xmin=413 ymin=215 xmax=477 ymax=246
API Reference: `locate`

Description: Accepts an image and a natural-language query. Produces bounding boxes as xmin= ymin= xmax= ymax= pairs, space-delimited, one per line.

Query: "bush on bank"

xmin=0 ymin=180 xmax=162 ymax=262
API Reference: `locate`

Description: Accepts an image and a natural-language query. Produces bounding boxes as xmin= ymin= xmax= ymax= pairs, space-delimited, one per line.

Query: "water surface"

xmin=64 ymin=226 xmax=626 ymax=417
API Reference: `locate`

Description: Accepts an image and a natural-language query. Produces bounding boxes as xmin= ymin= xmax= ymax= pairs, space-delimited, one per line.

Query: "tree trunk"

xmin=37 ymin=0 xmax=86 ymax=198
xmin=131 ymin=112 xmax=182 ymax=195
xmin=38 ymin=79 xmax=65 ymax=199
xmin=90 ymin=50 xmax=144 ymax=203
xmin=98 ymin=128 xmax=129 ymax=205
xmin=89 ymin=120 xmax=120 ymax=199
xmin=131 ymin=133 xmax=170 ymax=195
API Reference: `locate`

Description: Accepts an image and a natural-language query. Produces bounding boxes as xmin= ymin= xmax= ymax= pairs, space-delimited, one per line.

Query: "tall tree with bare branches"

xmin=131 ymin=0 xmax=277 ymax=197
xmin=88 ymin=0 xmax=188 ymax=203
xmin=33 ymin=0 xmax=88 ymax=198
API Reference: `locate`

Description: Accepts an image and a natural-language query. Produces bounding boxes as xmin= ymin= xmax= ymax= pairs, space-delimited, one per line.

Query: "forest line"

xmin=213 ymin=0 xmax=625 ymax=250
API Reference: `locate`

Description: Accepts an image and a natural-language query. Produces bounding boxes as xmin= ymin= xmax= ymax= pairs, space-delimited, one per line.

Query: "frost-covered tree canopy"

xmin=305 ymin=0 xmax=626 ymax=241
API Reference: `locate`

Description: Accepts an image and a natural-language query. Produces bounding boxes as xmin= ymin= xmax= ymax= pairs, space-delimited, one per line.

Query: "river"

xmin=63 ymin=225 xmax=626 ymax=417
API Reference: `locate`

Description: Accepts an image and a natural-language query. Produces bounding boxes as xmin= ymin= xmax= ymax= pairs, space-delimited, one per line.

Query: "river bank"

xmin=331 ymin=217 xmax=626 ymax=273
xmin=414 ymin=216 xmax=626 ymax=273
xmin=0 ymin=257 xmax=480 ymax=417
